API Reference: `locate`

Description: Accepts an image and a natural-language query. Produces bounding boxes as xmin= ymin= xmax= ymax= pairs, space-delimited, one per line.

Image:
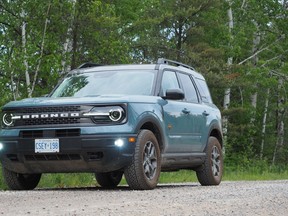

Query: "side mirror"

xmin=162 ymin=89 xmax=185 ymax=100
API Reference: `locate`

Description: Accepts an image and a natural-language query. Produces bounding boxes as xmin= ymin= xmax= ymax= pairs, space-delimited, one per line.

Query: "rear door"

xmin=177 ymin=73 xmax=208 ymax=151
xmin=161 ymin=70 xmax=207 ymax=153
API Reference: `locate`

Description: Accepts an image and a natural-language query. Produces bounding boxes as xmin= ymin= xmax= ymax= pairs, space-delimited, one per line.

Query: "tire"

xmin=124 ymin=129 xmax=161 ymax=190
xmin=95 ymin=171 xmax=123 ymax=189
xmin=196 ymin=136 xmax=223 ymax=186
xmin=2 ymin=167 xmax=41 ymax=190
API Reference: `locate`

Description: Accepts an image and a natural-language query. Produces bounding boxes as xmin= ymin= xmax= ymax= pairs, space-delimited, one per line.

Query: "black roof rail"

xmin=77 ymin=62 xmax=103 ymax=69
xmin=157 ymin=58 xmax=195 ymax=71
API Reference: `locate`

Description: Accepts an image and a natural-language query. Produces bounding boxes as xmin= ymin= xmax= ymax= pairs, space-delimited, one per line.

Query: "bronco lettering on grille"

xmin=17 ymin=113 xmax=80 ymax=119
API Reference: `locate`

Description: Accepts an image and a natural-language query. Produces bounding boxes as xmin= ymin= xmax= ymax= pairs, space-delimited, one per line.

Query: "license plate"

xmin=35 ymin=139 xmax=60 ymax=153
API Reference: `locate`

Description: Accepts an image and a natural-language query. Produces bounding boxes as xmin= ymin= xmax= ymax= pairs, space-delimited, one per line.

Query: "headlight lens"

xmin=2 ymin=112 xmax=15 ymax=127
xmin=109 ymin=108 xmax=123 ymax=122
xmin=84 ymin=106 xmax=125 ymax=123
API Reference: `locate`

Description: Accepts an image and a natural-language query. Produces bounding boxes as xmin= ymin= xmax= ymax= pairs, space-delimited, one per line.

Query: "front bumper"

xmin=0 ymin=132 xmax=137 ymax=174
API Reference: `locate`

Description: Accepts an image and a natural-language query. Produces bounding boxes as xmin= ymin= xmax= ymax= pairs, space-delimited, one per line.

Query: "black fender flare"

xmin=134 ymin=115 xmax=166 ymax=152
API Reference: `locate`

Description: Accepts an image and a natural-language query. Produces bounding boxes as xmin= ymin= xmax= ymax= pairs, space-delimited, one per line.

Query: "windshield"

xmin=51 ymin=70 xmax=156 ymax=97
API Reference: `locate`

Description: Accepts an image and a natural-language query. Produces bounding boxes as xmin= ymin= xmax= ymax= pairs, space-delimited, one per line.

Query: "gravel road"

xmin=0 ymin=180 xmax=287 ymax=216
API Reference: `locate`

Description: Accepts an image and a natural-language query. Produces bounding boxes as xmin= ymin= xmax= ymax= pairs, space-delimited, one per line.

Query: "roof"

xmin=71 ymin=59 xmax=205 ymax=80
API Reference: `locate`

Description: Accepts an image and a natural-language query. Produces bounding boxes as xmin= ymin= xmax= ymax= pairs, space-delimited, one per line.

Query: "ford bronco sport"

xmin=0 ymin=58 xmax=223 ymax=190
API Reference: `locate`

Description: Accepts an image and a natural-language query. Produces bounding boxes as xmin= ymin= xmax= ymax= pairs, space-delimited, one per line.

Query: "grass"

xmin=223 ymin=165 xmax=288 ymax=181
xmin=1 ymin=164 xmax=288 ymax=190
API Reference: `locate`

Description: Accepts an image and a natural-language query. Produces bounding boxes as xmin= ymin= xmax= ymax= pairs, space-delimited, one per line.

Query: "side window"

xmin=178 ymin=73 xmax=199 ymax=103
xmin=195 ymin=78 xmax=212 ymax=103
xmin=161 ymin=71 xmax=180 ymax=96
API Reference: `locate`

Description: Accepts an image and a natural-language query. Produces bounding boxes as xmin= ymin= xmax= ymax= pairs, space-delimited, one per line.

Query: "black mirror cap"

xmin=162 ymin=89 xmax=185 ymax=100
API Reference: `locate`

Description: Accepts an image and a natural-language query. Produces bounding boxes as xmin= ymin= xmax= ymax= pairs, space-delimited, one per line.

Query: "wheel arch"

xmin=135 ymin=118 xmax=165 ymax=153
xmin=209 ymin=126 xmax=223 ymax=148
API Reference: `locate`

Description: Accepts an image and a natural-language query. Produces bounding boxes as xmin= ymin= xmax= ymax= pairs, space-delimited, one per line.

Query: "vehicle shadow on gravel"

xmin=37 ymin=183 xmax=199 ymax=191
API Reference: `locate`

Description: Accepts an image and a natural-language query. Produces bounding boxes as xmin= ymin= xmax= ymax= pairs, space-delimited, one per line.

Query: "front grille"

xmin=20 ymin=129 xmax=81 ymax=138
xmin=20 ymin=130 xmax=44 ymax=138
xmin=55 ymin=129 xmax=81 ymax=137
xmin=13 ymin=105 xmax=84 ymax=126
xmin=87 ymin=152 xmax=104 ymax=161
xmin=23 ymin=118 xmax=80 ymax=126
xmin=7 ymin=154 xmax=19 ymax=161
xmin=24 ymin=154 xmax=81 ymax=161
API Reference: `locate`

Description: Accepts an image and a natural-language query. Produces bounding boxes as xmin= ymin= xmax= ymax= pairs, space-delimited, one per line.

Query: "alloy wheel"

xmin=143 ymin=141 xmax=157 ymax=180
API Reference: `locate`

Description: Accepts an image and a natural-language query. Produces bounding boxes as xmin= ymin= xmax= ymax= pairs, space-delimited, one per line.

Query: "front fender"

xmin=128 ymin=103 xmax=167 ymax=151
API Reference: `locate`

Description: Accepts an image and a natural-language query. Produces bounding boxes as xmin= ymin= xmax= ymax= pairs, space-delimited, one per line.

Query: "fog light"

xmin=0 ymin=143 xmax=3 ymax=151
xmin=115 ymin=139 xmax=124 ymax=147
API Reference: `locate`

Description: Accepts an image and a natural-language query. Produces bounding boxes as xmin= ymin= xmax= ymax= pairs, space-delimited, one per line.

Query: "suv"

xmin=0 ymin=58 xmax=223 ymax=190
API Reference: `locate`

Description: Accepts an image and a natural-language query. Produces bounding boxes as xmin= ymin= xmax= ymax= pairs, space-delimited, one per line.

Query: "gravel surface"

xmin=0 ymin=180 xmax=287 ymax=216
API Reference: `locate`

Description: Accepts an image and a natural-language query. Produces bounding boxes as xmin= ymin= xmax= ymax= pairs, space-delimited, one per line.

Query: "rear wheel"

xmin=196 ymin=136 xmax=223 ymax=186
xmin=124 ymin=129 xmax=161 ymax=190
xmin=2 ymin=167 xmax=41 ymax=190
xmin=95 ymin=171 xmax=123 ymax=189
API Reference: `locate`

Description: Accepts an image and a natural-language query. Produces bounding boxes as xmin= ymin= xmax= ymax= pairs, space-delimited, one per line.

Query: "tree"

xmin=222 ymin=0 xmax=288 ymax=165
xmin=0 ymin=0 xmax=288 ymax=167
xmin=0 ymin=0 xmax=65 ymax=99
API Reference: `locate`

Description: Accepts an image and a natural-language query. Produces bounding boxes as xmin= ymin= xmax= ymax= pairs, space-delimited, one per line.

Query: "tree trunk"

xmin=61 ymin=0 xmax=77 ymax=73
xmin=30 ymin=2 xmax=51 ymax=97
xmin=272 ymin=77 xmax=285 ymax=165
xmin=250 ymin=22 xmax=260 ymax=117
xmin=250 ymin=22 xmax=260 ymax=146
xmin=71 ymin=0 xmax=80 ymax=70
xmin=260 ymin=88 xmax=270 ymax=160
xmin=9 ymin=55 xmax=17 ymax=101
xmin=21 ymin=9 xmax=32 ymax=98
xmin=223 ymin=1 xmax=233 ymax=144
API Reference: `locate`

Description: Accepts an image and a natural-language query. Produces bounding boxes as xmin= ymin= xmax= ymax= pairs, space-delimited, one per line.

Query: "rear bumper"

xmin=0 ymin=133 xmax=137 ymax=174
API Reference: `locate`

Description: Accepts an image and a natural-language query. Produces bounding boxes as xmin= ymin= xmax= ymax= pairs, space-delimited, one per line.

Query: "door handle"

xmin=182 ymin=108 xmax=190 ymax=115
xmin=202 ymin=111 xmax=209 ymax=116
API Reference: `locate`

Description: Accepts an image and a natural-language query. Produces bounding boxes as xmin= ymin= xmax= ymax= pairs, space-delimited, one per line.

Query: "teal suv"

xmin=0 ymin=59 xmax=223 ymax=190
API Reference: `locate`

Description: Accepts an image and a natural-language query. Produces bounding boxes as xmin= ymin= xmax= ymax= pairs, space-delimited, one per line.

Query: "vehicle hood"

xmin=2 ymin=95 xmax=162 ymax=109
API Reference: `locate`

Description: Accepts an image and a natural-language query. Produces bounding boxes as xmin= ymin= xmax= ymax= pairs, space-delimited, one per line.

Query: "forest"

xmin=0 ymin=0 xmax=288 ymax=170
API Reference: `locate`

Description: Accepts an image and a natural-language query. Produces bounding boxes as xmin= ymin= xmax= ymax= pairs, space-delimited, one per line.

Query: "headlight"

xmin=109 ymin=108 xmax=123 ymax=122
xmin=2 ymin=112 xmax=15 ymax=127
xmin=83 ymin=106 xmax=126 ymax=123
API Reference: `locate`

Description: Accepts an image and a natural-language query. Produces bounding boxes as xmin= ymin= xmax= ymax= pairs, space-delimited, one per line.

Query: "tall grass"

xmin=0 ymin=164 xmax=288 ymax=190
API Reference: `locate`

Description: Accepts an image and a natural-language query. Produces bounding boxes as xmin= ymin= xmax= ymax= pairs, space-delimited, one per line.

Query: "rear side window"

xmin=195 ymin=78 xmax=212 ymax=103
xmin=178 ymin=73 xmax=198 ymax=103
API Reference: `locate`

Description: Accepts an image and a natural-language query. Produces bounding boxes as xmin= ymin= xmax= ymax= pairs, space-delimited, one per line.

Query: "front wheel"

xmin=2 ymin=167 xmax=41 ymax=190
xmin=196 ymin=136 xmax=223 ymax=186
xmin=95 ymin=171 xmax=123 ymax=189
xmin=124 ymin=129 xmax=161 ymax=190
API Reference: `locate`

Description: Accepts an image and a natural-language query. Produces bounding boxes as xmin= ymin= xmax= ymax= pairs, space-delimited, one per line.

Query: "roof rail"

xmin=77 ymin=62 xmax=103 ymax=69
xmin=157 ymin=58 xmax=195 ymax=71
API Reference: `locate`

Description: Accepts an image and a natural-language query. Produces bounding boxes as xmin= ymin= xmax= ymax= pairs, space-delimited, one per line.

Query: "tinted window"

xmin=195 ymin=78 xmax=212 ymax=103
xmin=178 ymin=73 xmax=198 ymax=103
xmin=161 ymin=71 xmax=180 ymax=96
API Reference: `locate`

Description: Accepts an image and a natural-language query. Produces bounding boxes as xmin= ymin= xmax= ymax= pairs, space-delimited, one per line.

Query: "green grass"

xmin=223 ymin=165 xmax=288 ymax=181
xmin=159 ymin=170 xmax=198 ymax=183
xmin=1 ymin=165 xmax=288 ymax=190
